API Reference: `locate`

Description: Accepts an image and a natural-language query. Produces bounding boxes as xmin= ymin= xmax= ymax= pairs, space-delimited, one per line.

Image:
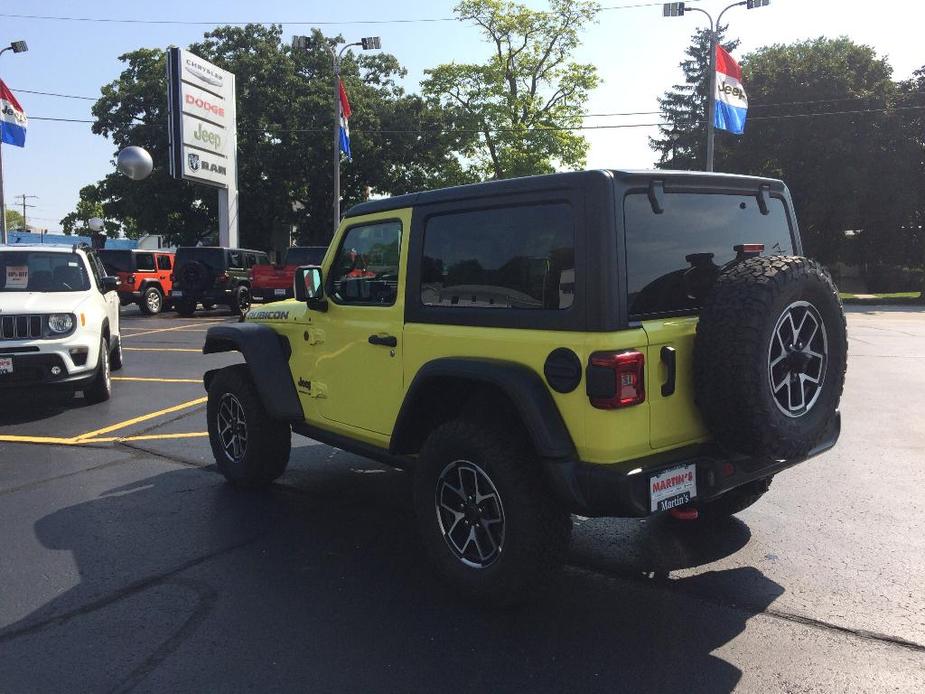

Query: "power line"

xmin=0 ymin=3 xmax=699 ymax=26
xmin=12 ymin=88 xmax=97 ymax=101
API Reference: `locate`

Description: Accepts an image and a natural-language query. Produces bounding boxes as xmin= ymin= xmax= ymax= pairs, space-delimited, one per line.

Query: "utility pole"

xmin=663 ymin=1 xmax=769 ymax=171
xmin=15 ymin=193 xmax=36 ymax=230
xmin=291 ymin=33 xmax=381 ymax=237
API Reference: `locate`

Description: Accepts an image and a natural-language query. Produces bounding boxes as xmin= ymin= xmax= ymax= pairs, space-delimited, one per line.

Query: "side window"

xmin=421 ymin=203 xmax=575 ymax=310
xmin=228 ymin=251 xmax=242 ymax=268
xmin=244 ymin=253 xmax=256 ymax=268
xmin=135 ymin=253 xmax=156 ymax=271
xmin=329 ymin=221 xmax=402 ymax=305
xmin=157 ymin=255 xmax=172 ymax=271
xmin=256 ymin=254 xmax=270 ymax=265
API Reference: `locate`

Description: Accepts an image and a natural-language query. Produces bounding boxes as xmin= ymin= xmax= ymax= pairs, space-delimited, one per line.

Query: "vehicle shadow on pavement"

xmin=0 ymin=460 xmax=784 ymax=693
xmin=0 ymin=391 xmax=89 ymax=426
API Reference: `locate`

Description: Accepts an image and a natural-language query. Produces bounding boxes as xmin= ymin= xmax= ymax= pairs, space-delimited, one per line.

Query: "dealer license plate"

xmin=274 ymin=288 xmax=287 ymax=296
xmin=172 ymin=290 xmax=183 ymax=297
xmin=649 ymin=464 xmax=697 ymax=512
xmin=0 ymin=357 xmax=12 ymax=375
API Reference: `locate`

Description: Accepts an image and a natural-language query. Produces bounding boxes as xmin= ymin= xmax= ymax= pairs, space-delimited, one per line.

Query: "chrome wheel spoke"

xmin=216 ymin=393 xmax=247 ymax=463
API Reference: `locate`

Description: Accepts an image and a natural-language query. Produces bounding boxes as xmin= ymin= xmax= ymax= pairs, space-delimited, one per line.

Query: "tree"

xmin=60 ymin=184 xmax=123 ymax=236
xmin=650 ymin=27 xmax=739 ymax=170
xmin=5 ymin=209 xmax=24 ymax=230
xmin=69 ymin=25 xmax=473 ymax=247
xmin=717 ymin=38 xmax=902 ymax=265
xmin=422 ymin=0 xmax=601 ymax=179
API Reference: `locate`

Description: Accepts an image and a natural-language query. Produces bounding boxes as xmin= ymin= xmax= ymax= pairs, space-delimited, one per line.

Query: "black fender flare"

xmin=138 ymin=279 xmax=164 ymax=294
xmin=202 ymin=323 xmax=303 ymax=423
xmin=390 ymin=357 xmax=575 ymax=459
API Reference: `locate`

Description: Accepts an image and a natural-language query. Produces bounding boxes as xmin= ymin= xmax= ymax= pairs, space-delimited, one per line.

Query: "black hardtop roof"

xmin=176 ymin=246 xmax=267 ymax=254
xmin=344 ymin=169 xmax=786 ymax=218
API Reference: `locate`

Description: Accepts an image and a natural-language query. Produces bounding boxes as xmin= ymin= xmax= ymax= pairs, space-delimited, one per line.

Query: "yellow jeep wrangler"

xmin=203 ymin=170 xmax=846 ymax=604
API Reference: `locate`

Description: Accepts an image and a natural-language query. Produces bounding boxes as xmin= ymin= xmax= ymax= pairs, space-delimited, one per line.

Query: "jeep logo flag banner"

xmin=714 ymin=45 xmax=748 ymax=135
xmin=0 ymin=80 xmax=27 ymax=147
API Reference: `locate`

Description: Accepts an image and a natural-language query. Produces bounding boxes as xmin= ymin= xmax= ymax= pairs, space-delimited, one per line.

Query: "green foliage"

xmin=423 ymin=0 xmax=601 ymax=179
xmin=60 ymin=184 xmax=124 ymax=236
xmin=651 ymin=27 xmax=739 ymax=170
xmin=66 ymin=25 xmax=473 ymax=248
xmin=4 ymin=209 xmax=24 ymax=230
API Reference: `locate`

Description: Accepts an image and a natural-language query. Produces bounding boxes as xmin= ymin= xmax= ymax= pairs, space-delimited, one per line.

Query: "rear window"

xmin=624 ymin=193 xmax=794 ymax=318
xmin=175 ymin=248 xmax=227 ymax=271
xmin=98 ymin=250 xmax=133 ymax=274
xmin=421 ymin=203 xmax=575 ymax=310
xmin=285 ymin=247 xmax=326 ymax=267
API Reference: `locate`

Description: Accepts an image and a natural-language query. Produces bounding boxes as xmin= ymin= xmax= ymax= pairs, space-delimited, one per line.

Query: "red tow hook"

xmin=669 ymin=506 xmax=699 ymax=521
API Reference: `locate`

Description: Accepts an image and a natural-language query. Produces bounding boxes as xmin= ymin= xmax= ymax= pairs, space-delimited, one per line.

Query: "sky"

xmin=1 ymin=0 xmax=923 ymax=232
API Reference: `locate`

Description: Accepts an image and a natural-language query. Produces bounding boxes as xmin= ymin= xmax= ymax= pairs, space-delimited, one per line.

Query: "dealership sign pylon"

xmin=167 ymin=47 xmax=238 ymax=247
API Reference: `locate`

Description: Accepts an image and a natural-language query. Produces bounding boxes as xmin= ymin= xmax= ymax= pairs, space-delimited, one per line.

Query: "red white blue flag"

xmin=339 ymin=80 xmax=352 ymax=160
xmin=714 ymin=45 xmax=747 ymax=135
xmin=0 ymin=80 xmax=27 ymax=147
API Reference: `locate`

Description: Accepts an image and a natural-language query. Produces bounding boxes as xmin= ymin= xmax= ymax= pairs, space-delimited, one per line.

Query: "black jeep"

xmin=171 ymin=246 xmax=269 ymax=317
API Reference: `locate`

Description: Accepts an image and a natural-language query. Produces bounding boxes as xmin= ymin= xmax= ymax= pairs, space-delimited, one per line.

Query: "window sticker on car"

xmin=68 ymin=261 xmax=78 ymax=267
xmin=6 ymin=266 xmax=28 ymax=288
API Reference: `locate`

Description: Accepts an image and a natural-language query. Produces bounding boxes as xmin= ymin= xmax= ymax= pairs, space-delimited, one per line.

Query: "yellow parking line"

xmin=121 ymin=323 xmax=213 ymax=339
xmin=0 ymin=434 xmax=82 ymax=445
xmin=112 ymin=377 xmax=201 ymax=384
xmin=124 ymin=347 xmax=201 ymax=353
xmin=74 ymin=396 xmax=208 ymax=442
xmin=119 ymin=431 xmax=208 ymax=442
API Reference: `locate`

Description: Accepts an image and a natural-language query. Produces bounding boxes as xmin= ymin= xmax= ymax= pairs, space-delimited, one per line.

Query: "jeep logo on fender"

xmin=247 ymin=310 xmax=290 ymax=321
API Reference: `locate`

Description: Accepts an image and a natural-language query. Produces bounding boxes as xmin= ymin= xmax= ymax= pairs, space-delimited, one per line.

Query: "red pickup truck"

xmin=250 ymin=246 xmax=327 ymax=302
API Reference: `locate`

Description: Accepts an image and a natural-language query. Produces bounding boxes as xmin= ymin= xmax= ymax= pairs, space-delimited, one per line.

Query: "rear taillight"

xmin=587 ymin=350 xmax=645 ymax=409
xmin=215 ymin=272 xmax=229 ymax=286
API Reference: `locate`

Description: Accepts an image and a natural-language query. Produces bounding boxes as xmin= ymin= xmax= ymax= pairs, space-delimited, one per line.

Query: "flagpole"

xmin=705 ymin=25 xmax=717 ymax=172
xmin=0 ymin=140 xmax=6 ymax=244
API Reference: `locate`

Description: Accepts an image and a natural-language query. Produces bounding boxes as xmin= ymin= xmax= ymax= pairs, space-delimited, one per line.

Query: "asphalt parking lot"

xmin=1 ymin=305 xmax=923 ymax=693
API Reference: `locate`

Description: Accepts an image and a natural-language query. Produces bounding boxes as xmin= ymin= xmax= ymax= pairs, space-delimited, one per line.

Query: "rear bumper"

xmin=171 ymin=288 xmax=233 ymax=304
xmin=543 ymin=412 xmax=841 ymax=517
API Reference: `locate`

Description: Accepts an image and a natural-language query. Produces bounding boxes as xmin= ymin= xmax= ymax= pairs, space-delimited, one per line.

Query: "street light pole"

xmin=292 ymin=34 xmax=381 ymax=238
xmin=663 ymin=1 xmax=767 ymax=172
xmin=0 ymin=40 xmax=29 ymax=245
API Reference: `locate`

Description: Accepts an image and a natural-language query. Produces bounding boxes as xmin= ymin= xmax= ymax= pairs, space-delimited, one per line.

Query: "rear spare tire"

xmin=694 ymin=255 xmax=846 ymax=459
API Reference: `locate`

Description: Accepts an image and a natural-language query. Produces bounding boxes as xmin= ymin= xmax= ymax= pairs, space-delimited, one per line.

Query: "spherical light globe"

xmin=116 ymin=146 xmax=154 ymax=181
xmin=87 ymin=217 xmax=105 ymax=232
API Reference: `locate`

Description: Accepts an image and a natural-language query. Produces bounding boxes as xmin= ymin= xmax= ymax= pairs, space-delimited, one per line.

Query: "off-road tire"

xmin=110 ymin=336 xmax=124 ymax=371
xmin=84 ymin=336 xmax=112 ymax=404
xmin=694 ymin=256 xmax=847 ymax=459
xmin=230 ymin=285 xmax=251 ymax=317
xmin=139 ymin=286 xmax=164 ymax=315
xmin=174 ymin=300 xmax=197 ymax=317
xmin=413 ymin=419 xmax=572 ymax=606
xmin=202 ymin=301 xmax=216 ymax=311
xmin=696 ymin=478 xmax=772 ymax=520
xmin=207 ymin=364 xmax=291 ymax=488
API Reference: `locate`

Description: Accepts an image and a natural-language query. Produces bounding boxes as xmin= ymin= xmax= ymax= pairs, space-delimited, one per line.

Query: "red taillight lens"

xmin=587 ymin=350 xmax=646 ymax=409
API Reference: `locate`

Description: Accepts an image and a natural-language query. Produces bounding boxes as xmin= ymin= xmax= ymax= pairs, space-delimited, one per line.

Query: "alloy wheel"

xmin=768 ymin=300 xmax=828 ymax=417
xmin=216 ymin=393 xmax=248 ymax=463
xmin=435 ymin=460 xmax=505 ymax=568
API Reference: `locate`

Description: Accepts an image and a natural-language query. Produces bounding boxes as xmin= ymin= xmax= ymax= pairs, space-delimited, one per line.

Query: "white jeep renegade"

xmin=0 ymin=245 xmax=122 ymax=403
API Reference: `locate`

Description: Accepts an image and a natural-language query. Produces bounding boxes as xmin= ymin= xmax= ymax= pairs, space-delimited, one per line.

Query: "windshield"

xmin=98 ymin=249 xmax=133 ymax=274
xmin=0 ymin=251 xmax=91 ymax=292
xmin=175 ymin=247 xmax=227 ymax=271
xmin=284 ymin=247 xmax=326 ymax=266
xmin=624 ymin=192 xmax=794 ymax=318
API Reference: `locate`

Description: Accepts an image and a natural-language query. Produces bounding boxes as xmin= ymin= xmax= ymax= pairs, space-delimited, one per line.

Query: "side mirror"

xmin=101 ymin=276 xmax=119 ymax=293
xmin=294 ymin=265 xmax=327 ymax=312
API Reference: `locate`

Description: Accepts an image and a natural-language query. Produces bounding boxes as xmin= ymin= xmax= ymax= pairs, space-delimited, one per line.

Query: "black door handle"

xmin=368 ymin=334 xmax=397 ymax=348
xmin=661 ymin=346 xmax=676 ymax=397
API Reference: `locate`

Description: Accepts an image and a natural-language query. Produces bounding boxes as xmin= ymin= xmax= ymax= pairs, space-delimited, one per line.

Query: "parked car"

xmin=0 ymin=244 xmax=122 ymax=403
xmin=98 ymin=249 xmax=175 ymax=315
xmin=202 ymin=170 xmax=847 ymax=605
xmin=251 ymin=246 xmax=327 ymax=302
xmin=170 ymin=246 xmax=270 ymax=317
